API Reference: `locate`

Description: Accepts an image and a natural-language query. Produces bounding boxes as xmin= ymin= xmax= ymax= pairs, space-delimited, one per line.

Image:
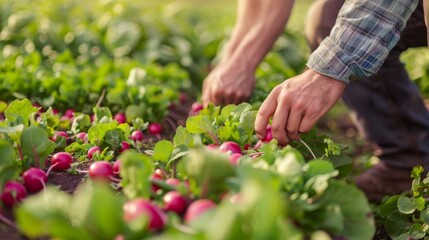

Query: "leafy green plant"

xmin=379 ymin=166 xmax=429 ymax=239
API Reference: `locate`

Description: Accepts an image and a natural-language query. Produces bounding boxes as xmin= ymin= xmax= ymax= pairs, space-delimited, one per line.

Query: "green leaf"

xmin=411 ymin=166 xmax=424 ymax=179
xmin=184 ymin=148 xmax=235 ymax=198
xmin=4 ymin=99 xmax=38 ymax=126
xmin=93 ymin=107 xmax=112 ymax=122
xmin=303 ymin=159 xmax=336 ymax=180
xmin=70 ymin=182 xmax=125 ymax=239
xmin=274 ymin=151 xmax=305 ymax=180
xmin=103 ymin=129 xmax=125 ymax=151
xmin=414 ymin=197 xmax=426 ymax=211
xmin=173 ymin=126 xmax=194 ymax=147
xmin=309 ymin=205 xmax=345 ymax=235
xmin=153 ymin=140 xmax=173 ymax=163
xmin=311 ymin=181 xmax=375 ymax=240
xmin=420 ymin=208 xmax=429 ymax=225
xmin=71 ymin=114 xmax=92 ymax=134
xmin=230 ymin=103 xmax=252 ymax=121
xmin=0 ymin=140 xmax=19 ymax=189
xmin=117 ymin=123 xmax=131 ymax=139
xmin=21 ymin=126 xmax=56 ymax=168
xmin=409 ymin=223 xmax=426 ymax=239
xmin=219 ymin=105 xmax=236 ymax=122
xmin=384 ymin=211 xmax=411 ymax=238
xmin=186 ymin=115 xmax=214 ymax=135
xmin=87 ymin=121 xmax=117 ymax=145
xmin=0 ymin=101 xmax=7 ymax=113
xmin=118 ymin=150 xmax=154 ymax=199
xmin=15 ymin=187 xmax=91 ymax=240
xmin=397 ymin=196 xmax=416 ymax=214
xmin=0 ymin=140 xmax=16 ymax=166
xmin=166 ymin=145 xmax=189 ymax=170
xmin=125 ymin=105 xmax=144 ymax=123
xmin=379 ymin=195 xmax=401 ymax=219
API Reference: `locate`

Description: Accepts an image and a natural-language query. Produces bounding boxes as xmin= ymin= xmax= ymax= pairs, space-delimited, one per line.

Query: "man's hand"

xmin=255 ymin=69 xmax=346 ymax=145
xmin=201 ymin=57 xmax=255 ymax=107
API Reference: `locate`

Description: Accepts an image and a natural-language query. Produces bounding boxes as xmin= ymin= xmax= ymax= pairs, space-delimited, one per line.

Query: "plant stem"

xmin=0 ymin=214 xmax=17 ymax=229
xmin=95 ymin=88 xmax=106 ymax=108
xmin=208 ymin=131 xmax=220 ymax=145
xmin=17 ymin=144 xmax=24 ymax=162
xmin=299 ymin=139 xmax=317 ymax=159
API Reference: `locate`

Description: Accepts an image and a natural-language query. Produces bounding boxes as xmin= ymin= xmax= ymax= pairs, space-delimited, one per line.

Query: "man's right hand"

xmin=201 ymin=57 xmax=255 ymax=107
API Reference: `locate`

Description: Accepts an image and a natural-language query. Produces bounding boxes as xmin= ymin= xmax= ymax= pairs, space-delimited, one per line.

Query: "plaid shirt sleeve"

xmin=306 ymin=0 xmax=419 ymax=83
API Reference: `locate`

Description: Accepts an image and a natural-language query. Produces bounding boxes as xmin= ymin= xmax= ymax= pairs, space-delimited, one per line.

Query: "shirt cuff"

xmin=306 ymin=37 xmax=369 ymax=84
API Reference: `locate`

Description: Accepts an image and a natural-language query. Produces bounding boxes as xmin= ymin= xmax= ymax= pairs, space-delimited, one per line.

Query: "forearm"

xmin=221 ymin=0 xmax=294 ymax=71
xmin=307 ymin=0 xmax=419 ymax=83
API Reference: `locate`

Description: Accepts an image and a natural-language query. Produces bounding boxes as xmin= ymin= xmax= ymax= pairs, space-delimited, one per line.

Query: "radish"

xmin=114 ymin=112 xmax=126 ymax=124
xmin=113 ymin=160 xmax=121 ymax=175
xmin=148 ymin=123 xmax=162 ymax=135
xmin=131 ymin=130 xmax=144 ymax=142
xmin=22 ymin=168 xmax=48 ymax=193
xmin=262 ymin=125 xmax=273 ymax=142
xmin=179 ymin=92 xmax=188 ymax=104
xmin=1 ymin=181 xmax=27 ymax=208
xmin=88 ymin=161 xmax=114 ymax=182
xmin=228 ymin=153 xmax=242 ymax=165
xmin=189 ymin=102 xmax=203 ymax=116
xmin=205 ymin=144 xmax=219 ymax=150
xmin=50 ymin=152 xmax=73 ymax=171
xmin=52 ymin=131 xmax=69 ymax=142
xmin=64 ymin=109 xmax=75 ymax=118
xmin=165 ymin=178 xmax=181 ymax=187
xmin=163 ymin=191 xmax=187 ymax=214
xmin=76 ymin=132 xmax=88 ymax=143
xmin=184 ymin=199 xmax=216 ymax=223
xmin=219 ymin=141 xmax=242 ymax=155
xmin=87 ymin=146 xmax=101 ymax=159
xmin=151 ymin=170 xmax=164 ymax=192
xmin=123 ymin=198 xmax=167 ymax=231
xmin=120 ymin=141 xmax=130 ymax=152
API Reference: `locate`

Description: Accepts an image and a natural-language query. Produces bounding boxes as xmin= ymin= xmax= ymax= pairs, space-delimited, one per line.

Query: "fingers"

xmin=285 ymin=107 xmax=303 ymax=141
xmin=202 ymin=84 xmax=250 ymax=107
xmin=255 ymin=88 xmax=278 ymax=140
xmin=270 ymin=92 xmax=290 ymax=145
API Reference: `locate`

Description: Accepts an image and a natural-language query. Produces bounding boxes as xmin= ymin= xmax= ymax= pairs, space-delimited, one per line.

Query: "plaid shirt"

xmin=307 ymin=0 xmax=420 ymax=83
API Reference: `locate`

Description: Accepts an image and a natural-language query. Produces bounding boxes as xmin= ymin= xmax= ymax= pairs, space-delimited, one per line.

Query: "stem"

xmin=248 ymin=152 xmax=264 ymax=158
xmin=0 ymin=214 xmax=17 ymax=229
xmin=253 ymin=140 xmax=263 ymax=150
xmin=299 ymin=139 xmax=317 ymax=159
xmin=168 ymin=110 xmax=184 ymax=121
xmin=165 ymin=116 xmax=178 ymax=130
xmin=17 ymin=144 xmax=24 ymax=162
xmin=108 ymin=175 xmax=122 ymax=183
xmin=32 ymin=146 xmax=40 ymax=168
xmin=173 ymin=160 xmax=178 ymax=179
xmin=200 ymin=177 xmax=210 ymax=199
xmin=45 ymin=162 xmax=59 ymax=177
xmin=75 ymin=168 xmax=89 ymax=174
xmin=95 ymin=88 xmax=107 ymax=108
xmin=207 ymin=131 xmax=220 ymax=145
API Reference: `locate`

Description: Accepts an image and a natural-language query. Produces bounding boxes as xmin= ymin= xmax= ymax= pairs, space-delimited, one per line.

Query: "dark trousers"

xmin=305 ymin=0 xmax=429 ymax=170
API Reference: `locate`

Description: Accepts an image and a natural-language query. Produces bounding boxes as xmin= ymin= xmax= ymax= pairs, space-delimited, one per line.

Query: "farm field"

xmin=1 ymin=0 xmax=429 ymax=239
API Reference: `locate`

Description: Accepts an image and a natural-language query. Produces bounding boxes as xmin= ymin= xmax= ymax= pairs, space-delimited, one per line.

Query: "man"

xmin=201 ymin=0 xmax=429 ymax=202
